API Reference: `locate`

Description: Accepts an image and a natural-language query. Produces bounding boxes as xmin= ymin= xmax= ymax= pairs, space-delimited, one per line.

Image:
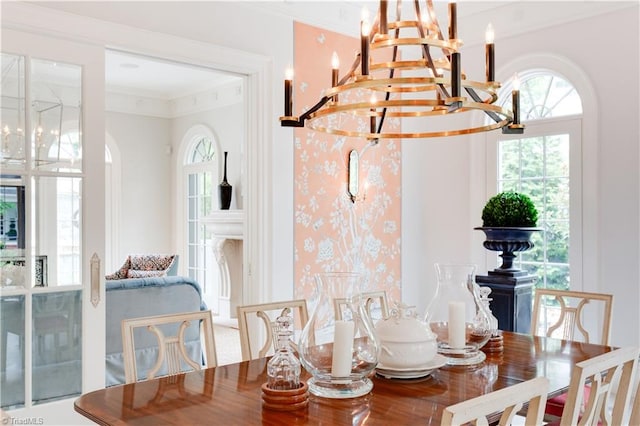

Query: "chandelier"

xmin=279 ymin=0 xmax=524 ymax=140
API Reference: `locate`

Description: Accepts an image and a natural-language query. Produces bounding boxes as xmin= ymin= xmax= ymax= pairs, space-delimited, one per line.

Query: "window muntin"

xmin=501 ymin=72 xmax=582 ymax=121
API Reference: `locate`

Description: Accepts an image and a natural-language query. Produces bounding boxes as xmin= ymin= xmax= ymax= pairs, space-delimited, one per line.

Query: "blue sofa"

xmin=105 ymin=275 xmax=206 ymax=386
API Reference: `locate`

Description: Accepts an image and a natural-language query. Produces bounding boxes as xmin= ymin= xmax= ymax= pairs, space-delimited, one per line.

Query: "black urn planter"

xmin=219 ymin=151 xmax=232 ymax=210
xmin=474 ymin=227 xmax=541 ymax=273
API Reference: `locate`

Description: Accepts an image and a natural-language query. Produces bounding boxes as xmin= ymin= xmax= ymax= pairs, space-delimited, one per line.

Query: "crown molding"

xmin=106 ymin=80 xmax=243 ymax=118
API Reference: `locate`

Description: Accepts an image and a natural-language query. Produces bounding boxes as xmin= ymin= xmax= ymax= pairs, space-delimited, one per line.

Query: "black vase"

xmin=219 ymin=151 xmax=232 ymax=210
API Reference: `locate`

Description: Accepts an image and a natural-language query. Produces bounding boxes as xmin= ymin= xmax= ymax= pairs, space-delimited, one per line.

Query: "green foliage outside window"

xmin=499 ymin=134 xmax=570 ymax=291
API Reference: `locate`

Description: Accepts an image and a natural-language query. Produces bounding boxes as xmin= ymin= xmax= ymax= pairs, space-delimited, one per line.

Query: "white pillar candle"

xmin=448 ymin=301 xmax=466 ymax=349
xmin=332 ymin=320 xmax=355 ymax=377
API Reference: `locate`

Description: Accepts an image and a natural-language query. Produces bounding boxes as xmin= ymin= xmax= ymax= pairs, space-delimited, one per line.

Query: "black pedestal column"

xmin=475 ymin=270 xmax=536 ymax=333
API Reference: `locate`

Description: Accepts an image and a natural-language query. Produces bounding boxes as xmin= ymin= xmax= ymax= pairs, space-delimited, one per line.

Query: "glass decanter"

xmin=298 ymin=272 xmax=380 ymax=399
xmin=425 ymin=264 xmax=491 ymax=366
xmin=478 ymin=286 xmax=499 ymax=336
xmin=267 ymin=315 xmax=301 ymax=390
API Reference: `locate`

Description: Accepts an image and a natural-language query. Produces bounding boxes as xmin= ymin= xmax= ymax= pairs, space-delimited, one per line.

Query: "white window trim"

xmin=470 ymin=53 xmax=599 ymax=293
xmin=176 ymin=124 xmax=220 ymax=276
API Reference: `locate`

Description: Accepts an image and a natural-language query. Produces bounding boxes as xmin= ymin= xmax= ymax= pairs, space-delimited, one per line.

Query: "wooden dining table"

xmin=75 ymin=331 xmax=613 ymax=425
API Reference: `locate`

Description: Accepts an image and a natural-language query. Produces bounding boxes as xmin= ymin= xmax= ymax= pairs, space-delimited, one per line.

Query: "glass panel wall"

xmin=0 ymin=295 xmax=25 ymax=408
xmin=0 ymin=53 xmax=84 ymax=408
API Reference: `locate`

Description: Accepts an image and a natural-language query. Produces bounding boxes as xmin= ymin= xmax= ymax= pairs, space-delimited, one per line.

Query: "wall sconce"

xmin=348 ymin=150 xmax=359 ymax=203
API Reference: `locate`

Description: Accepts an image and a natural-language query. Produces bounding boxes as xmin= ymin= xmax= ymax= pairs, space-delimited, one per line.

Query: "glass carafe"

xmin=425 ymin=264 xmax=491 ymax=366
xmin=298 ymin=272 xmax=380 ymax=399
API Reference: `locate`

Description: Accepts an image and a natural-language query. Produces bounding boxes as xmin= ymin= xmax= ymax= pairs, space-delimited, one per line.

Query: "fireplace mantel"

xmin=201 ymin=210 xmax=244 ymax=239
xmin=201 ymin=210 xmax=244 ymax=318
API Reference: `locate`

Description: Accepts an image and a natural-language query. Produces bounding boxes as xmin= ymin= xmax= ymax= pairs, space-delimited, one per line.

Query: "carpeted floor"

xmin=213 ymin=320 xmax=243 ymax=365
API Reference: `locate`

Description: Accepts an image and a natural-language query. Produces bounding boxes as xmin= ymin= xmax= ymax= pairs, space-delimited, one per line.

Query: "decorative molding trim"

xmin=106 ymin=81 xmax=243 ymax=118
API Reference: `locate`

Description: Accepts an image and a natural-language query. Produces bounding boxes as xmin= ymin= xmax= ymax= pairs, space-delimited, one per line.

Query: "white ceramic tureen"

xmin=374 ymin=303 xmax=438 ymax=369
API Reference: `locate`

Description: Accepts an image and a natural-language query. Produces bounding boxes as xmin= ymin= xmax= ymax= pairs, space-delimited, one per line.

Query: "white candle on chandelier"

xmin=512 ymin=73 xmax=521 ymax=125
xmin=331 ymin=52 xmax=340 ymax=102
xmin=284 ymin=66 xmax=293 ymax=117
xmin=361 ymin=8 xmax=370 ymax=76
xmin=421 ymin=11 xmax=431 ymax=35
xmin=485 ymin=23 xmax=495 ymax=82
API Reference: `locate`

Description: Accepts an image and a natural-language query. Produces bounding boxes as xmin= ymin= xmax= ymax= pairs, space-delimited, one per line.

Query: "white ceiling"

xmin=94 ymin=1 xmax=633 ymax=99
xmin=105 ymin=50 xmax=241 ymax=100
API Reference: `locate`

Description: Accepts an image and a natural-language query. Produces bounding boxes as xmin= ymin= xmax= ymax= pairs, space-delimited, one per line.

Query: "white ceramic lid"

xmin=374 ymin=304 xmax=436 ymax=343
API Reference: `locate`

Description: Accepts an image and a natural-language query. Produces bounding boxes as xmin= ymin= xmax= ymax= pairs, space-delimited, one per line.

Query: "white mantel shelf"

xmin=201 ymin=210 xmax=244 ymax=240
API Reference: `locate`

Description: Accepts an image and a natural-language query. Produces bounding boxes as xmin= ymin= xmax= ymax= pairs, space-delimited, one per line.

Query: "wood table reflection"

xmin=75 ymin=332 xmax=613 ymax=425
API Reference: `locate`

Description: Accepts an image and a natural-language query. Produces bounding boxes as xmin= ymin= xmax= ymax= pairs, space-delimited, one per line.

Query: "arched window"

xmin=181 ymin=127 xmax=220 ymax=301
xmin=488 ymin=70 xmax=583 ymax=292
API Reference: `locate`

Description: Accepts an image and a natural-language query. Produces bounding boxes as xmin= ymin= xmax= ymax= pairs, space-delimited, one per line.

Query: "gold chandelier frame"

xmin=280 ymin=0 xmax=524 ymax=140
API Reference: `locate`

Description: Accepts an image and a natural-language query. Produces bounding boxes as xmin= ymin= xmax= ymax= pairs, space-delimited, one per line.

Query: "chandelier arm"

xmin=414 ymin=0 xmax=449 ymax=100
xmin=341 ymin=53 xmax=362 ymax=86
xmin=298 ymin=96 xmax=331 ymax=123
xmin=293 ymin=53 xmax=363 ymax=126
xmin=376 ymin=5 xmax=403 ymax=136
xmin=464 ymin=86 xmax=503 ymax=124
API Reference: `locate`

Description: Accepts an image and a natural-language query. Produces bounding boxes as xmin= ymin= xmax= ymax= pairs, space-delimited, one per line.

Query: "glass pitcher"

xmin=425 ymin=264 xmax=491 ymax=366
xmin=298 ymin=272 xmax=380 ymax=398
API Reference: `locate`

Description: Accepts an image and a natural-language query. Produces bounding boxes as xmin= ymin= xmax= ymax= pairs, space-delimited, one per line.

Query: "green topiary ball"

xmin=481 ymin=191 xmax=538 ymax=227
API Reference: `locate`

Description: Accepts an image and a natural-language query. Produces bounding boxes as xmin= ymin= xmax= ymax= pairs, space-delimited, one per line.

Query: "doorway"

xmin=104 ymin=50 xmax=245 ymax=316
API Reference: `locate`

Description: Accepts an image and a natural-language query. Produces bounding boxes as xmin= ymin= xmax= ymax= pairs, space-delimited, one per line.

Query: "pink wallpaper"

xmin=293 ymin=22 xmax=402 ymax=303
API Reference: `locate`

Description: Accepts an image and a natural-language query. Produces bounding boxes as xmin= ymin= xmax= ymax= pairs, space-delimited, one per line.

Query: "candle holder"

xmin=425 ymin=264 xmax=491 ymax=366
xmin=298 ymin=272 xmax=380 ymax=399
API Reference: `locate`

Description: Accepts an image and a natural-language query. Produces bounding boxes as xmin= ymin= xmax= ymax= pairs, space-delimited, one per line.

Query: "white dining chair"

xmin=531 ymin=289 xmax=613 ymax=345
xmin=121 ymin=310 xmax=217 ymax=384
xmin=440 ymin=376 xmax=549 ymax=426
xmin=531 ymin=288 xmax=614 ymax=420
xmin=236 ymin=299 xmax=308 ymax=361
xmin=557 ymin=346 xmax=639 ymax=426
xmin=334 ymin=290 xmax=390 ymax=322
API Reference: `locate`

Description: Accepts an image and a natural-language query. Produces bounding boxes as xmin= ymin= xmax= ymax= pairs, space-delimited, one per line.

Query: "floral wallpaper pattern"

xmin=293 ymin=22 xmax=402 ymax=304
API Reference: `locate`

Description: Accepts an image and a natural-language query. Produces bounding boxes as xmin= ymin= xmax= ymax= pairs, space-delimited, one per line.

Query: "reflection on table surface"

xmin=74 ymin=331 xmax=614 ymax=426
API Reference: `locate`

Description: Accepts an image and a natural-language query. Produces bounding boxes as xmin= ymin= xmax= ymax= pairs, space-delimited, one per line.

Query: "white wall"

xmin=105 ymin=112 xmax=172 ymax=260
